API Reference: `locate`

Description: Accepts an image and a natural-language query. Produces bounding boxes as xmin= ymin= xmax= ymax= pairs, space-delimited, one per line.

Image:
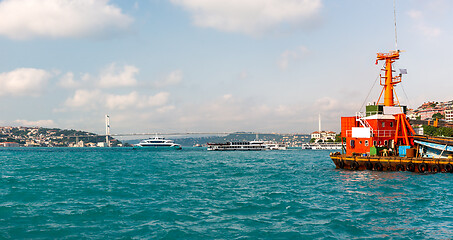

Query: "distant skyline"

xmin=0 ymin=0 xmax=452 ymax=135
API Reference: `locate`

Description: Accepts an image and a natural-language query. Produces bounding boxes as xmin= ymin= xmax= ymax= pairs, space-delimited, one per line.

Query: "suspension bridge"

xmin=65 ymin=115 xmax=300 ymax=147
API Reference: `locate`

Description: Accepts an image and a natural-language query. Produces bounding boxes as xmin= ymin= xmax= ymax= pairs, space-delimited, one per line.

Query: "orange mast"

xmin=375 ymin=50 xmax=415 ymax=146
xmin=376 ymin=50 xmax=401 ymax=106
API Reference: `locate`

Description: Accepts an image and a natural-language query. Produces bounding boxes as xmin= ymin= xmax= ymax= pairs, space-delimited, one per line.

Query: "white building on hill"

xmin=311 ymin=114 xmax=337 ymax=142
xmin=445 ymin=109 xmax=453 ymax=122
xmin=311 ymin=131 xmax=336 ymax=142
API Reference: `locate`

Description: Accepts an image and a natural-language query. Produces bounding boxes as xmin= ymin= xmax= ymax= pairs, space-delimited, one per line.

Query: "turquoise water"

xmin=1 ymin=148 xmax=452 ymax=239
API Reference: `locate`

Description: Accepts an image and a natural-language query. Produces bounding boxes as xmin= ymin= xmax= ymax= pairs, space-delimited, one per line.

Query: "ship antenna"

xmin=393 ymin=0 xmax=398 ymax=51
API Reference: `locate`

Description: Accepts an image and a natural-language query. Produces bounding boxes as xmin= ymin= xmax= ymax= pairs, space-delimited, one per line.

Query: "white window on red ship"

xmin=382 ymin=122 xmax=385 ymax=127
xmin=365 ymin=140 xmax=369 ymax=146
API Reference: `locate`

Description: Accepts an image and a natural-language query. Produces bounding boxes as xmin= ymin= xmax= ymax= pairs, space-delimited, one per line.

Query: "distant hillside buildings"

xmin=408 ymin=100 xmax=453 ymax=122
xmin=0 ymin=126 xmax=119 ymax=147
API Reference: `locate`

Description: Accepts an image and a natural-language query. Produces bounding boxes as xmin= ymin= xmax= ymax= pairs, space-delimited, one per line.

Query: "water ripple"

xmin=0 ymin=148 xmax=452 ymax=239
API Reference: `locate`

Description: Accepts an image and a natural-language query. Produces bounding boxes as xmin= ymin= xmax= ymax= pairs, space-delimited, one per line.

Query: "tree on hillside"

xmin=423 ymin=125 xmax=437 ymax=136
xmin=335 ymin=134 xmax=344 ymax=142
xmin=432 ymin=113 xmax=444 ymax=119
xmin=422 ymin=125 xmax=453 ymax=137
xmin=438 ymin=127 xmax=453 ymax=137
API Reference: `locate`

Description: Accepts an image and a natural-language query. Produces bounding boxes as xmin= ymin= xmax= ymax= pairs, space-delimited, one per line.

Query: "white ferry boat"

xmin=264 ymin=141 xmax=288 ymax=150
xmin=133 ymin=135 xmax=182 ymax=150
xmin=301 ymin=142 xmax=344 ymax=150
xmin=207 ymin=141 xmax=268 ymax=151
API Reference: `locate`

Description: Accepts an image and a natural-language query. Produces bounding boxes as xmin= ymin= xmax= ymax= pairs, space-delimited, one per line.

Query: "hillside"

xmin=173 ymin=133 xmax=310 ymax=147
xmin=0 ymin=126 xmax=120 ymax=147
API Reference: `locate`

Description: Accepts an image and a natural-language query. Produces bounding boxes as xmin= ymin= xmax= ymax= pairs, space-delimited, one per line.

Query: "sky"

xmin=0 ymin=0 xmax=452 ymax=135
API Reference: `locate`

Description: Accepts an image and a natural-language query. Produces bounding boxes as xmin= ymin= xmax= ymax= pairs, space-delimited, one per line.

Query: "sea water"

xmin=1 ymin=147 xmax=452 ymax=239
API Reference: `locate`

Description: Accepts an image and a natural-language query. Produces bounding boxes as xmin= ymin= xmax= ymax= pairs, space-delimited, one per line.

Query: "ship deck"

xmin=330 ymin=153 xmax=453 ymax=173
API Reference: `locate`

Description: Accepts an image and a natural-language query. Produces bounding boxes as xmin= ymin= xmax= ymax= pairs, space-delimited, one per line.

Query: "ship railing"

xmin=355 ymin=112 xmax=374 ymax=136
xmin=376 ymin=51 xmax=399 ymax=59
xmin=366 ymin=110 xmax=383 ymax=116
xmin=345 ymin=130 xmax=395 ymax=138
xmin=372 ymin=130 xmax=395 ymax=137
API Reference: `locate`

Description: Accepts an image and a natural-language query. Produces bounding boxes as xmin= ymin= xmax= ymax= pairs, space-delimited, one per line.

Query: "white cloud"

xmin=58 ymin=72 xmax=80 ymax=88
xmin=58 ymin=91 xmax=350 ymax=134
xmin=105 ymin=91 xmax=139 ymax=110
xmin=407 ymin=10 xmax=422 ymax=20
xmin=278 ymin=46 xmax=310 ymax=70
xmin=154 ymin=70 xmax=183 ymax=88
xmin=222 ymin=94 xmax=233 ymax=101
xmin=178 ymin=94 xmax=286 ymax=129
xmin=313 ymin=97 xmax=340 ymax=112
xmin=64 ymin=89 xmax=102 ymax=109
xmin=0 ymin=68 xmax=51 ymax=96
xmin=0 ymin=0 xmax=133 ymax=40
xmin=238 ymin=71 xmax=249 ymax=80
xmin=157 ymin=105 xmax=175 ymax=113
xmin=171 ymin=93 xmax=356 ymax=133
xmin=170 ymin=0 xmax=322 ymax=35
xmin=14 ymin=119 xmax=55 ymax=127
xmin=98 ymin=64 xmax=139 ymax=88
xmin=58 ymin=64 xmax=140 ymax=89
xmin=407 ymin=9 xmax=442 ymax=38
xmin=64 ymin=90 xmax=170 ymax=111
xmin=417 ymin=24 xmax=441 ymax=38
xmin=104 ymin=91 xmax=170 ymax=110
xmin=147 ymin=92 xmax=170 ymax=107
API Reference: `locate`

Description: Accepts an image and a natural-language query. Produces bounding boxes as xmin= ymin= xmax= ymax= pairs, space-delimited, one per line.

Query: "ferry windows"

xmin=365 ymin=140 xmax=369 ymax=146
xmin=384 ymin=140 xmax=388 ymax=146
xmin=390 ymin=122 xmax=394 ymax=127
xmin=350 ymin=140 xmax=355 ymax=148
xmin=373 ymin=141 xmax=377 ymax=146
xmin=359 ymin=141 xmax=362 ymax=145
xmin=382 ymin=122 xmax=385 ymax=127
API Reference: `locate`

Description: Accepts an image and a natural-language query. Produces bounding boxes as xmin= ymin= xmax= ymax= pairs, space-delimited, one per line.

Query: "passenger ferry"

xmin=302 ymin=142 xmax=344 ymax=150
xmin=133 ymin=135 xmax=182 ymax=150
xmin=207 ymin=141 xmax=268 ymax=151
xmin=265 ymin=141 xmax=288 ymax=150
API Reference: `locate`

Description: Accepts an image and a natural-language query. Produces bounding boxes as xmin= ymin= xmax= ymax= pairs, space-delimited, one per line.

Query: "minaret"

xmin=318 ymin=114 xmax=322 ymax=133
xmin=105 ymin=115 xmax=110 ymax=147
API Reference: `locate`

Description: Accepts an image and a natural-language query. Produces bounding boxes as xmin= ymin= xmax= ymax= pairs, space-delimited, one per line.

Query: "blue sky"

xmin=0 ymin=0 xmax=452 ymax=135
